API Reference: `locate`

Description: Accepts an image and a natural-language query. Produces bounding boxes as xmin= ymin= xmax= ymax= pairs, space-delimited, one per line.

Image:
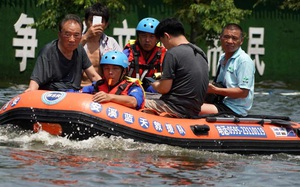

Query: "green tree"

xmin=254 ymin=0 xmax=300 ymax=11
xmin=281 ymin=0 xmax=300 ymax=10
xmin=162 ymin=0 xmax=252 ymax=46
xmin=35 ymin=0 xmax=126 ymax=30
xmin=35 ymin=0 xmax=253 ymax=47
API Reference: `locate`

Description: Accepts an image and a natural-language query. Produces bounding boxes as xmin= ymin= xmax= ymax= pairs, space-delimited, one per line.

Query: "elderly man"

xmin=25 ymin=14 xmax=101 ymax=92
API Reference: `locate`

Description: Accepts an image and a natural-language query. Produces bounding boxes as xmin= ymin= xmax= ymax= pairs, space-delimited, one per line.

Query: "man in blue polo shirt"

xmin=200 ymin=23 xmax=255 ymax=116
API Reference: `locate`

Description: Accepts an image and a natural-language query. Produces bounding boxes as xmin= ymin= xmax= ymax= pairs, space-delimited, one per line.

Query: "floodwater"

xmin=0 ymin=82 xmax=300 ymax=187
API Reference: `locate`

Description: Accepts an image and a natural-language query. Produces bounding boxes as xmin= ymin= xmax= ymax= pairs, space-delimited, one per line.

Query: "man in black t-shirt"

xmin=25 ymin=14 xmax=101 ymax=92
xmin=145 ymin=18 xmax=209 ymax=118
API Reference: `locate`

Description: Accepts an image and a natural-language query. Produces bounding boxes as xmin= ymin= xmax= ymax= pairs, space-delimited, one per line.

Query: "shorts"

xmin=145 ymin=99 xmax=184 ymax=118
xmin=215 ymin=102 xmax=239 ymax=116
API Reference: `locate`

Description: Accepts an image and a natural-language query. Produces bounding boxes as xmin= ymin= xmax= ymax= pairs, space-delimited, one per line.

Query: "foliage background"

xmin=35 ymin=0 xmax=299 ymax=47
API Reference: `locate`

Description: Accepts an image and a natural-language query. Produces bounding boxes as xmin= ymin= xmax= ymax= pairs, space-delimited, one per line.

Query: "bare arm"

xmin=84 ymin=66 xmax=102 ymax=82
xmin=92 ymin=91 xmax=137 ymax=108
xmin=151 ymin=79 xmax=173 ymax=94
xmin=24 ymin=80 xmax=39 ymax=92
xmin=209 ymin=83 xmax=249 ymax=99
xmin=80 ymin=24 xmax=104 ymax=46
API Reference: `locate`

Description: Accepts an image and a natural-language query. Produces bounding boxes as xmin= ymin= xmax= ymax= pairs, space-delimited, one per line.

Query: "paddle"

xmin=205 ymin=116 xmax=294 ymax=127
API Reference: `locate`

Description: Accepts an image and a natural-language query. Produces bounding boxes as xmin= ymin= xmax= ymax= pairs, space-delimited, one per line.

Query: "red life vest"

xmin=95 ymin=78 xmax=145 ymax=108
xmin=124 ymin=41 xmax=166 ymax=80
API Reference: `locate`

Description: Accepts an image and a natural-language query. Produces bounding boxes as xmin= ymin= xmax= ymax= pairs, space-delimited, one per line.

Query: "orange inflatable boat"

xmin=1 ymin=90 xmax=300 ymax=155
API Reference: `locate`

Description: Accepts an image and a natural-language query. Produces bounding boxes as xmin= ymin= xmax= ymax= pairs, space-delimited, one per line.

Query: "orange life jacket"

xmin=95 ymin=78 xmax=145 ymax=108
xmin=124 ymin=41 xmax=166 ymax=80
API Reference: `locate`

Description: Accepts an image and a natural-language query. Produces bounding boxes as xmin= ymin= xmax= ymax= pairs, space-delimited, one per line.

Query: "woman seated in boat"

xmin=82 ymin=51 xmax=145 ymax=110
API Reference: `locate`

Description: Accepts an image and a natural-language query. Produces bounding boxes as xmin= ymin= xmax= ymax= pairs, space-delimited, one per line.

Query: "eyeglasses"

xmin=61 ymin=32 xmax=82 ymax=39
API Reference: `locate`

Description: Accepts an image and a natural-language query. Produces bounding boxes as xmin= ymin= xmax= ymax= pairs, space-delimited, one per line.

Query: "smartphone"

xmin=144 ymin=77 xmax=156 ymax=83
xmin=92 ymin=16 xmax=102 ymax=25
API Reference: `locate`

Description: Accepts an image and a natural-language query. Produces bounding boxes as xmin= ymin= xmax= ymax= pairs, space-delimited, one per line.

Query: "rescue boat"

xmin=1 ymin=90 xmax=300 ymax=155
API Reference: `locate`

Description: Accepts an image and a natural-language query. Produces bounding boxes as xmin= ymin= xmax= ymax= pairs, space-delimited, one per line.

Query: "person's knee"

xmin=200 ymin=103 xmax=218 ymax=114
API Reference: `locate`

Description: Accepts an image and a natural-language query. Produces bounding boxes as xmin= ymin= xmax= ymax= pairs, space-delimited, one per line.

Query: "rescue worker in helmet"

xmin=123 ymin=17 xmax=167 ymax=92
xmin=83 ymin=51 xmax=145 ymax=110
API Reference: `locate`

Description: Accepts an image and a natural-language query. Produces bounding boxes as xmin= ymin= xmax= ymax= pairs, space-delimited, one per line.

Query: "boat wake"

xmin=2 ymin=124 xmax=300 ymax=163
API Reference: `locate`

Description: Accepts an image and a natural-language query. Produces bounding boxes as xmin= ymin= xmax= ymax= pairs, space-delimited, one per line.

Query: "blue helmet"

xmin=100 ymin=51 xmax=128 ymax=69
xmin=136 ymin=17 xmax=159 ymax=34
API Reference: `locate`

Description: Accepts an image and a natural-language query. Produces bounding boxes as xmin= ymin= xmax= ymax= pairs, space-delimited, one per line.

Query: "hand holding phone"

xmin=92 ymin=16 xmax=102 ymax=25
